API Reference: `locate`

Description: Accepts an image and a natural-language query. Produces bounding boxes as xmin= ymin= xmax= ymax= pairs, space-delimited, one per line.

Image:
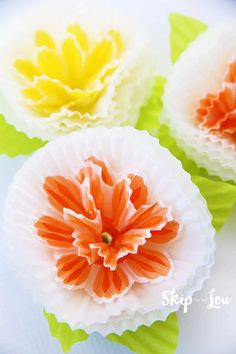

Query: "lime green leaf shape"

xmin=107 ymin=313 xmax=179 ymax=354
xmin=0 ymin=114 xmax=46 ymax=157
xmin=192 ymin=175 xmax=236 ymax=231
xmin=136 ymin=76 xmax=166 ymax=135
xmin=170 ymin=13 xmax=208 ymax=63
xmin=44 ymin=310 xmax=178 ymax=354
xmin=44 ymin=310 xmax=89 ymax=353
xmin=157 ymin=124 xmax=212 ymax=179
xmin=137 ymin=76 xmax=211 ymax=178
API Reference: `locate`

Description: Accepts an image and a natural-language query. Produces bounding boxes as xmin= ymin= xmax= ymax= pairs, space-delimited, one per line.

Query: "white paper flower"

xmin=0 ymin=0 xmax=155 ymax=140
xmin=3 ymin=127 xmax=215 ymax=335
xmin=164 ymin=24 xmax=236 ymax=182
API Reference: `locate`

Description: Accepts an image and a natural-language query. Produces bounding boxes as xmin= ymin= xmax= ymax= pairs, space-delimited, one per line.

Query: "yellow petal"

xmin=69 ymin=88 xmax=103 ymax=110
xmin=109 ymin=30 xmax=124 ymax=56
xmin=37 ymin=47 xmax=67 ymax=83
xmin=14 ymin=59 xmax=39 ymax=80
xmin=23 ymin=86 xmax=42 ymax=101
xmin=67 ymin=24 xmax=89 ymax=52
xmin=35 ymin=30 xmax=56 ymax=48
xmin=82 ymin=37 xmax=114 ymax=86
xmin=62 ymin=36 xmax=83 ymax=88
xmin=100 ymin=64 xmax=118 ymax=83
xmin=23 ymin=77 xmax=72 ymax=114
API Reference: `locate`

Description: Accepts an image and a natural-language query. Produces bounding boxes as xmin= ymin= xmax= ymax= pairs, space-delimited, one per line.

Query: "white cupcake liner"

xmin=0 ymin=0 xmax=155 ymax=141
xmin=3 ymin=127 xmax=215 ymax=335
xmin=163 ymin=23 xmax=236 ymax=182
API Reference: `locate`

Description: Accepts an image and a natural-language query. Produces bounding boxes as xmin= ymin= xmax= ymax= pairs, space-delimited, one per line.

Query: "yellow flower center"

xmin=14 ymin=25 xmax=124 ymax=117
xmin=102 ymin=231 xmax=113 ymax=245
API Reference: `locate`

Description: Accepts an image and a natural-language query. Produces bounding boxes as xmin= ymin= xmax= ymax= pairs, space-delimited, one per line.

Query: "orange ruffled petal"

xmin=35 ymin=157 xmax=179 ymax=301
xmin=196 ymin=58 xmax=236 ymax=144
xmin=35 ymin=215 xmax=74 ymax=248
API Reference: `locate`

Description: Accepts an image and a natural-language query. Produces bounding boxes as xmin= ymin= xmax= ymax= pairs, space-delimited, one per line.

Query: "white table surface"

xmin=0 ymin=0 xmax=236 ymax=353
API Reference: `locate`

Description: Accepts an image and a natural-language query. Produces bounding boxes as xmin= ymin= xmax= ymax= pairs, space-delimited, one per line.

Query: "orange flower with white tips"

xmin=164 ymin=24 xmax=236 ymax=182
xmin=196 ymin=58 xmax=236 ymax=144
xmin=3 ymin=127 xmax=215 ymax=334
xmin=35 ymin=156 xmax=178 ymax=300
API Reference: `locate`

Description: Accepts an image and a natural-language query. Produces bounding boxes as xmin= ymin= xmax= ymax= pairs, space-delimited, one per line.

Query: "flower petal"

xmin=67 ymin=24 xmax=89 ymax=52
xmin=62 ymin=36 xmax=83 ymax=88
xmin=56 ymin=254 xmax=91 ymax=287
xmin=126 ymin=203 xmax=168 ymax=231
xmin=14 ymin=59 xmax=40 ymax=80
xmin=92 ymin=265 xmax=130 ymax=299
xmin=150 ymin=220 xmax=179 ymax=244
xmin=35 ymin=215 xmax=74 ymax=248
xmin=128 ymin=174 xmax=148 ymax=209
xmin=35 ymin=30 xmax=56 ymax=49
xmin=126 ymin=248 xmax=170 ymax=279
xmin=44 ymin=176 xmax=85 ymax=215
xmin=112 ymin=179 xmax=135 ymax=231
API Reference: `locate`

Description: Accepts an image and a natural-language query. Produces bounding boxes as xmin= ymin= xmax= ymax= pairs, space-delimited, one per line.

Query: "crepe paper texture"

xmin=169 ymin=12 xmax=208 ymax=63
xmin=0 ymin=114 xmax=46 ymax=157
xmin=44 ymin=310 xmax=178 ymax=354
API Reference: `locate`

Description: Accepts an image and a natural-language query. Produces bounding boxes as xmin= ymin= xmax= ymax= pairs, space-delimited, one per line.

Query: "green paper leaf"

xmin=44 ymin=310 xmax=89 ymax=353
xmin=137 ymin=77 xmax=211 ymax=178
xmin=107 ymin=313 xmax=179 ymax=354
xmin=44 ymin=310 xmax=178 ymax=354
xmin=170 ymin=13 xmax=208 ymax=63
xmin=192 ymin=175 xmax=236 ymax=232
xmin=136 ymin=76 xmax=166 ymax=135
xmin=0 ymin=114 xmax=46 ymax=157
xmin=157 ymin=124 xmax=212 ymax=179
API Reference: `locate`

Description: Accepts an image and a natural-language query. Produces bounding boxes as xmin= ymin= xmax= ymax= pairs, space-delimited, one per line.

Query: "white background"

xmin=0 ymin=0 xmax=236 ymax=353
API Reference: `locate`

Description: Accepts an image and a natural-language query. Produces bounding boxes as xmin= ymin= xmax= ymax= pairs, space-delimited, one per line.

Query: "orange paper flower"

xmin=3 ymin=127 xmax=215 ymax=333
xmin=35 ymin=156 xmax=178 ymax=301
xmin=196 ymin=58 xmax=236 ymax=144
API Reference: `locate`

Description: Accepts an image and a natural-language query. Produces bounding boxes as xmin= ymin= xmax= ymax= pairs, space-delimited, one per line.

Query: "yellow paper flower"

xmin=0 ymin=1 xmax=155 ymax=140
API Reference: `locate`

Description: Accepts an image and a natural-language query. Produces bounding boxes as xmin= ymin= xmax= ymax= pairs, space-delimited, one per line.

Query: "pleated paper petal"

xmin=164 ymin=22 xmax=236 ymax=182
xmin=3 ymin=127 xmax=215 ymax=335
xmin=0 ymin=0 xmax=155 ymax=141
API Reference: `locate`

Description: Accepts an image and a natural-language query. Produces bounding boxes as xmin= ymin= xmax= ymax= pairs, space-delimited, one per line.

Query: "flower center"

xmin=102 ymin=231 xmax=113 ymax=245
xmin=14 ymin=25 xmax=124 ymax=117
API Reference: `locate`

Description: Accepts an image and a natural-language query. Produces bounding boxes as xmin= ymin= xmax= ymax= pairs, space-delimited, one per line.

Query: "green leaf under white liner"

xmin=169 ymin=13 xmax=208 ymax=63
xmin=0 ymin=114 xmax=46 ymax=157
